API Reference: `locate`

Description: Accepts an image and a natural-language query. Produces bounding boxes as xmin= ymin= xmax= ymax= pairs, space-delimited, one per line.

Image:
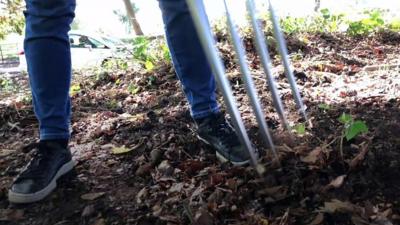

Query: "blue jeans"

xmin=25 ymin=0 xmax=219 ymax=140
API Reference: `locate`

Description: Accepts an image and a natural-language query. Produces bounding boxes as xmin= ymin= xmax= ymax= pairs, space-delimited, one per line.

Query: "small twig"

xmin=322 ymin=136 xmax=339 ymax=149
xmin=363 ymin=64 xmax=400 ymax=72
xmin=339 ymin=134 xmax=344 ymax=159
xmin=180 ymin=148 xmax=193 ymax=159
xmin=182 ymin=199 xmax=194 ymax=223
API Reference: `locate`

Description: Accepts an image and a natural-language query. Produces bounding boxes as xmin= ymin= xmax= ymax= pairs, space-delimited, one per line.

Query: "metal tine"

xmin=246 ymin=0 xmax=291 ymax=131
xmin=185 ymin=0 xmax=259 ymax=168
xmin=267 ymin=0 xmax=308 ymax=121
xmin=222 ymin=0 xmax=279 ymax=162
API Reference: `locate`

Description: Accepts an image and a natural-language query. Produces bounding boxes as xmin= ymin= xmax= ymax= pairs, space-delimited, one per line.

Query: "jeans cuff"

xmin=191 ymin=106 xmax=220 ymax=119
xmin=40 ymin=132 xmax=70 ymax=140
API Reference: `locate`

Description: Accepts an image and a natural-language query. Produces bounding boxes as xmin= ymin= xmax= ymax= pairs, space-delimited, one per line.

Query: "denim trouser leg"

xmin=158 ymin=0 xmax=220 ymax=119
xmin=25 ymin=0 xmax=75 ymax=140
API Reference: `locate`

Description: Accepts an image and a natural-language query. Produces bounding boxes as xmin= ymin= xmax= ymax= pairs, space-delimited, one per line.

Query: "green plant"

xmin=130 ymin=37 xmax=171 ymax=71
xmin=293 ymin=123 xmax=306 ymax=135
xmin=388 ymin=19 xmax=400 ymax=31
xmin=128 ymin=83 xmax=140 ymax=95
xmin=347 ymin=9 xmax=385 ymax=36
xmin=70 ymin=83 xmax=81 ymax=95
xmin=147 ymin=75 xmax=156 ymax=86
xmin=0 ymin=0 xmax=25 ymax=40
xmin=106 ymin=99 xmax=119 ymax=109
xmin=102 ymin=58 xmax=128 ymax=71
xmin=317 ymin=8 xmax=346 ymax=33
xmin=318 ymin=103 xmax=331 ymax=110
xmin=132 ymin=36 xmax=152 ymax=62
xmin=280 ymin=16 xmax=309 ymax=34
xmin=338 ymin=113 xmax=368 ymax=157
xmin=0 ymin=77 xmax=17 ymax=92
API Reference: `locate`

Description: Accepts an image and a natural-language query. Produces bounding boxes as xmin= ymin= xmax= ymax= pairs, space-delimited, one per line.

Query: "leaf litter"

xmin=0 ymin=33 xmax=399 ymax=224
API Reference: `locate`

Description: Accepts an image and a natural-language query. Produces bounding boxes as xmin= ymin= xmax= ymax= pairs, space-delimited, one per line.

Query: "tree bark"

xmin=314 ymin=0 xmax=321 ymax=12
xmin=122 ymin=0 xmax=144 ymax=35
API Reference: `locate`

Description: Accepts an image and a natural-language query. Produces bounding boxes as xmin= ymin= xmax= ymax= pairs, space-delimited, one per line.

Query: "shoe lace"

xmin=212 ymin=116 xmax=241 ymax=148
xmin=18 ymin=142 xmax=51 ymax=180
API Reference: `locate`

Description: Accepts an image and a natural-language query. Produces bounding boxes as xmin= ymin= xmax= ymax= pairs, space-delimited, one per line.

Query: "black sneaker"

xmin=196 ymin=113 xmax=254 ymax=166
xmin=8 ymin=141 xmax=75 ymax=204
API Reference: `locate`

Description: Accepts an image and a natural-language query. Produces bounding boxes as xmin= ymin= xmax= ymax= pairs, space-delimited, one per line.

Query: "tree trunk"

xmin=122 ymin=0 xmax=144 ymax=35
xmin=314 ymin=0 xmax=321 ymax=12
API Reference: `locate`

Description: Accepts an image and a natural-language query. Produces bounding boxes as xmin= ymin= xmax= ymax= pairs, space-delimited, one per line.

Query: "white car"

xmin=18 ymin=31 xmax=131 ymax=71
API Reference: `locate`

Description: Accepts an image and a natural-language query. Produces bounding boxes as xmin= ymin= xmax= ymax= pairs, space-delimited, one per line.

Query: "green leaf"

xmin=115 ymin=78 xmax=121 ymax=85
xmin=338 ymin=113 xmax=352 ymax=124
xmin=128 ymin=83 xmax=140 ymax=95
xmin=345 ymin=120 xmax=368 ymax=141
xmin=318 ymin=103 xmax=331 ymax=110
xmin=145 ymin=60 xmax=154 ymax=71
xmin=293 ymin=123 xmax=306 ymax=135
xmin=70 ymin=84 xmax=81 ymax=95
xmin=112 ymin=145 xmax=133 ymax=155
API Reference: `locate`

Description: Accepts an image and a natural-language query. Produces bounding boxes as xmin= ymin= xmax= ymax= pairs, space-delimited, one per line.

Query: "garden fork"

xmin=185 ymin=0 xmax=307 ymax=170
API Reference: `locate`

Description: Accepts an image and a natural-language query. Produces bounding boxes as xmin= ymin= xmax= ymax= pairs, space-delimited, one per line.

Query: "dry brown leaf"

xmin=168 ymin=182 xmax=184 ymax=193
xmin=301 ymin=147 xmax=323 ymax=164
xmin=324 ymin=175 xmax=347 ymax=191
xmin=136 ymin=163 xmax=153 ymax=177
xmin=309 ymin=213 xmax=324 ymax=225
xmin=93 ymin=218 xmax=106 ymax=225
xmin=136 ymin=187 xmax=148 ymax=204
xmin=320 ymin=199 xmax=356 ymax=214
xmin=350 ymin=142 xmax=369 ymax=170
xmin=81 ymin=192 xmax=105 ymax=201
xmin=112 ymin=145 xmax=132 ymax=154
xmin=0 ymin=209 xmax=24 ymax=221
xmin=330 ymin=175 xmax=346 ymax=188
xmin=192 ymin=210 xmax=214 ymax=225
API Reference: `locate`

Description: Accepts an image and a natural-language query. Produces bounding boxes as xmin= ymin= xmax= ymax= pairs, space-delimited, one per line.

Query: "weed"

xmin=347 ymin=9 xmax=386 ymax=36
xmin=128 ymin=83 xmax=140 ymax=95
xmin=70 ymin=83 xmax=81 ymax=95
xmin=318 ymin=103 xmax=331 ymax=111
xmin=338 ymin=113 xmax=368 ymax=157
xmin=293 ymin=123 xmax=306 ymax=135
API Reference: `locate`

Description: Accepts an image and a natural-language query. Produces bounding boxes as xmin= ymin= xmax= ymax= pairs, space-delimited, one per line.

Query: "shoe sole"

xmin=8 ymin=160 xmax=76 ymax=204
xmin=197 ymin=135 xmax=250 ymax=166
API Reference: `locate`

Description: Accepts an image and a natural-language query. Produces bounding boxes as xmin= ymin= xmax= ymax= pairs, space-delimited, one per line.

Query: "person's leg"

xmin=157 ymin=0 xmax=219 ymax=119
xmin=26 ymin=0 xmax=74 ymax=141
xmin=158 ymin=0 xmax=251 ymax=165
xmin=8 ymin=0 xmax=76 ymax=204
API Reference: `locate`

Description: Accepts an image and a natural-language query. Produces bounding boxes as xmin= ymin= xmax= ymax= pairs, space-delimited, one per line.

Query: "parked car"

xmin=18 ymin=30 xmax=131 ymax=71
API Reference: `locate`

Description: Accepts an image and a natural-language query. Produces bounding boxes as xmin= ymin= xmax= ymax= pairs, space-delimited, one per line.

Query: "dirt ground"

xmin=0 ymin=32 xmax=399 ymax=225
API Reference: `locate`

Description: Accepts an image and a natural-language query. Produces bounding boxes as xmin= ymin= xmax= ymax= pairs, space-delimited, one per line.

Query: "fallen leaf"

xmin=210 ymin=173 xmax=225 ymax=186
xmin=93 ymin=218 xmax=106 ymax=225
xmin=324 ymin=175 xmax=347 ymax=191
xmin=320 ymin=199 xmax=356 ymax=214
xmin=111 ymin=139 xmax=144 ymax=155
xmin=159 ymin=215 xmax=179 ymax=223
xmin=192 ymin=210 xmax=214 ymax=225
xmin=257 ymin=217 xmax=269 ymax=225
xmin=136 ymin=163 xmax=153 ymax=177
xmin=257 ymin=186 xmax=288 ymax=200
xmin=81 ymin=205 xmax=95 ymax=217
xmin=309 ymin=213 xmax=324 ymax=225
xmin=112 ymin=145 xmax=132 ymax=155
xmin=301 ymin=147 xmax=323 ymax=164
xmin=157 ymin=160 xmax=173 ymax=175
xmin=350 ymin=142 xmax=369 ymax=170
xmin=168 ymin=183 xmax=184 ymax=193
xmin=0 ymin=209 xmax=24 ymax=221
xmin=136 ymin=187 xmax=148 ymax=204
xmin=150 ymin=148 xmax=164 ymax=165
xmin=179 ymin=160 xmax=205 ymax=175
xmin=81 ymin=192 xmax=105 ymax=201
